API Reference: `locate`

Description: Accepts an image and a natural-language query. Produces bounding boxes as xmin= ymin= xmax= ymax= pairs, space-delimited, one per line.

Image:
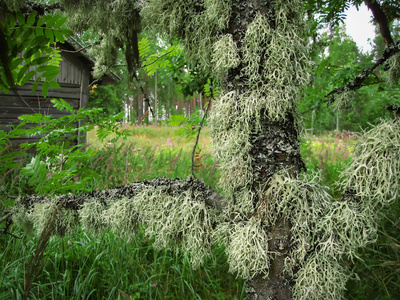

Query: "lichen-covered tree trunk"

xmin=212 ymin=1 xmax=307 ymax=298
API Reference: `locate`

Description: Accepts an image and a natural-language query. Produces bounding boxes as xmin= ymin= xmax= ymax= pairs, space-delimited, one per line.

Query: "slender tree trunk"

xmin=137 ymin=93 xmax=143 ymax=125
xmin=154 ymin=71 xmax=158 ymax=125
xmin=144 ymin=94 xmax=149 ymax=125
xmin=220 ymin=1 xmax=305 ymax=298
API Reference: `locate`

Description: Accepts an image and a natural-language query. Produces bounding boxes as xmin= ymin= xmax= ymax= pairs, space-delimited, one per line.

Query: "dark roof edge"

xmin=61 ymin=36 xmax=121 ymax=84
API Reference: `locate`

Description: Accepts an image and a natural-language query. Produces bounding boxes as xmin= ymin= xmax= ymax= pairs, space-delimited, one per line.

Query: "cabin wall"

xmin=0 ymin=53 xmax=90 ymax=149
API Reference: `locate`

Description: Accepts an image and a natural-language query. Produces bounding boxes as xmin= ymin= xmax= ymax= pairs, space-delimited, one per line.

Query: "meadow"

xmin=1 ymin=126 xmax=399 ymax=299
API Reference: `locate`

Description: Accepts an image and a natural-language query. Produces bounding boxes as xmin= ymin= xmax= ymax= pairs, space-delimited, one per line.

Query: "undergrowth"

xmin=0 ymin=227 xmax=245 ymax=299
xmin=1 ymin=127 xmax=400 ymax=299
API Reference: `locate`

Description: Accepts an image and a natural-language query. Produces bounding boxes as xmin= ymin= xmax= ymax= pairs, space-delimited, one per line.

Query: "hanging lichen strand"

xmin=209 ymin=0 xmax=311 ymax=216
xmin=62 ymin=0 xmax=141 ymax=78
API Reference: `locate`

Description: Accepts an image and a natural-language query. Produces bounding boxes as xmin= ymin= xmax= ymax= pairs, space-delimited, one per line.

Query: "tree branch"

xmin=16 ymin=177 xmax=227 ymax=212
xmin=364 ymin=0 xmax=394 ymax=47
xmin=326 ymin=40 xmax=400 ymax=106
xmin=142 ymin=49 xmax=175 ymax=68
xmin=132 ymin=73 xmax=156 ymax=120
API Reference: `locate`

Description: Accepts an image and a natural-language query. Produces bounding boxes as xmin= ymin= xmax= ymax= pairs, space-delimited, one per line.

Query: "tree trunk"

xmin=220 ymin=1 xmax=306 ymax=298
xmin=154 ymin=71 xmax=158 ymax=125
xmin=137 ymin=93 xmax=143 ymax=125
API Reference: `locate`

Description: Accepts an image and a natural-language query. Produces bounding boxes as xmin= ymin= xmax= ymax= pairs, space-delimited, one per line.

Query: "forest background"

xmin=0 ymin=0 xmax=400 ymax=299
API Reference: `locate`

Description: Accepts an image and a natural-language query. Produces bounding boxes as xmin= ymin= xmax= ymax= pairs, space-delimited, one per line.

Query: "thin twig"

xmin=13 ymin=89 xmax=37 ymax=113
xmin=0 ymin=186 xmax=18 ymax=199
xmin=142 ymin=49 xmax=175 ymax=68
xmin=326 ymin=40 xmax=400 ymax=106
xmin=191 ymin=84 xmax=214 ymax=179
xmin=132 ymin=73 xmax=156 ymax=120
xmin=59 ymin=41 xmax=100 ymax=54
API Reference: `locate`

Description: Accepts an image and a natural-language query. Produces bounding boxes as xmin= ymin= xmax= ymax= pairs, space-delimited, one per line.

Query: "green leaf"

xmin=10 ymin=57 xmax=23 ymax=70
xmin=31 ymin=56 xmax=50 ymax=66
xmin=35 ymin=27 xmax=44 ymax=37
xmin=48 ymin=80 xmax=60 ymax=89
xmin=45 ymin=28 xmax=54 ymax=42
xmin=6 ymin=13 xmax=16 ymax=28
xmin=60 ymin=28 xmax=73 ymax=37
xmin=54 ymin=16 xmax=68 ymax=29
xmin=21 ymin=70 xmax=37 ymax=85
xmin=17 ymin=65 xmax=29 ymax=83
xmin=42 ymin=81 xmax=49 ymax=98
xmin=43 ymin=69 xmax=61 ymax=80
xmin=51 ymin=98 xmax=74 ymax=113
xmin=32 ymin=82 xmax=39 ymax=93
xmin=26 ymin=11 xmax=37 ymax=26
xmin=22 ymin=27 xmax=34 ymax=43
xmin=46 ymin=15 xmax=58 ymax=27
xmin=16 ymin=12 xmax=25 ymax=26
xmin=53 ymin=30 xmax=66 ymax=42
xmin=23 ymin=47 xmax=36 ymax=59
xmin=37 ymin=15 xmax=50 ymax=27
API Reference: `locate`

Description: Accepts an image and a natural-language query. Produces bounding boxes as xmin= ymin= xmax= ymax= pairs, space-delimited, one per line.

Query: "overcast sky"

xmin=345 ymin=4 xmax=376 ymax=53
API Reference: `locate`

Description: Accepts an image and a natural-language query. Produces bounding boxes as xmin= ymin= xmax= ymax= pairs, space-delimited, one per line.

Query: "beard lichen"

xmin=387 ymin=52 xmax=400 ymax=87
xmin=131 ymin=187 xmax=215 ymax=269
xmin=225 ymin=220 xmax=270 ymax=279
xmin=332 ymin=90 xmax=357 ymax=112
xmin=141 ymin=0 xmax=231 ymax=72
xmin=14 ymin=199 xmax=79 ymax=237
xmin=102 ymin=196 xmax=140 ymax=241
xmin=338 ymin=119 xmax=400 ymax=206
xmin=212 ymin=34 xmax=240 ymax=78
xmin=292 ymin=253 xmax=352 ymax=300
xmin=79 ymin=198 xmax=108 ymax=234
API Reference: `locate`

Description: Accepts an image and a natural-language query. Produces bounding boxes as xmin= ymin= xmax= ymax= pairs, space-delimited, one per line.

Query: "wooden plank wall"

xmin=0 ymin=55 xmax=89 ymax=149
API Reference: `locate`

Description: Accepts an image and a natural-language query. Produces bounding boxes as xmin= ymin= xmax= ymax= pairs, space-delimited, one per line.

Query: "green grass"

xmin=2 ymin=126 xmax=400 ymax=299
xmin=0 ymin=228 xmax=245 ymax=299
xmin=87 ymin=125 xmax=212 ymax=153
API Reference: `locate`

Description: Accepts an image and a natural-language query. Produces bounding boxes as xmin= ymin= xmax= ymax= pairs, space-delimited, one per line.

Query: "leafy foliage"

xmin=0 ymin=10 xmax=72 ymax=96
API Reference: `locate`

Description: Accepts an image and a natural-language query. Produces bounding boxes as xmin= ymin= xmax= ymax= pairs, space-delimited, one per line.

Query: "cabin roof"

xmin=60 ymin=37 xmax=121 ymax=85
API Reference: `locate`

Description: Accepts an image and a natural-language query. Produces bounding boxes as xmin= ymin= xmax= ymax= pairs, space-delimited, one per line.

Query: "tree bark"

xmin=364 ymin=0 xmax=394 ymax=47
xmin=222 ymin=1 xmax=305 ymax=298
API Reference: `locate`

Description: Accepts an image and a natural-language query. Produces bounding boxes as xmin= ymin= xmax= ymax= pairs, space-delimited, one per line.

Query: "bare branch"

xmin=326 ymin=40 xmax=400 ymax=107
xmin=191 ymin=85 xmax=213 ymax=178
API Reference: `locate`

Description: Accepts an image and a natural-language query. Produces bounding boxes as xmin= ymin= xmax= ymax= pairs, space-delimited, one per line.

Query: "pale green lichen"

xmin=242 ymin=11 xmax=311 ymax=121
xmin=259 ymin=173 xmax=332 ymax=271
xmin=141 ymin=0 xmax=230 ymax=72
xmin=12 ymin=206 xmax=34 ymax=236
xmin=333 ymin=90 xmax=357 ymax=111
xmin=79 ymin=198 xmax=108 ymax=234
xmin=387 ymin=52 xmax=400 ymax=87
xmin=131 ymin=187 xmax=214 ymax=268
xmin=203 ymin=0 xmax=232 ymax=30
xmin=316 ymin=200 xmax=376 ymax=261
xmin=225 ymin=220 xmax=270 ymax=279
xmin=338 ymin=119 xmax=400 ymax=206
xmin=292 ymin=254 xmax=352 ymax=300
xmin=102 ymin=196 xmax=139 ymax=241
xmin=212 ymin=34 xmax=240 ymax=77
xmin=22 ymin=200 xmax=78 ymax=236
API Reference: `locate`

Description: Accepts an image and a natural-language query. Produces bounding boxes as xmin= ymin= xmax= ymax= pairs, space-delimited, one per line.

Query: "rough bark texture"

xmin=364 ymin=0 xmax=394 ymax=46
xmin=223 ymin=1 xmax=305 ymax=298
xmin=17 ymin=177 xmax=225 ymax=211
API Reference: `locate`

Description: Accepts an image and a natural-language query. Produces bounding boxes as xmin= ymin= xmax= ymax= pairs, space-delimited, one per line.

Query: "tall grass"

xmin=1 ymin=127 xmax=400 ymax=299
xmin=0 ymin=228 xmax=245 ymax=299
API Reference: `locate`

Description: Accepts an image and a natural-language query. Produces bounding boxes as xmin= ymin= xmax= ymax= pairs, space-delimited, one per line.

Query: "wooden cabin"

xmin=0 ymin=39 xmax=119 ymax=149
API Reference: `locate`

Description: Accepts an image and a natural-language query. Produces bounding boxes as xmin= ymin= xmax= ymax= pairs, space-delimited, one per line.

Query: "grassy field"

xmin=1 ymin=126 xmax=399 ymax=299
